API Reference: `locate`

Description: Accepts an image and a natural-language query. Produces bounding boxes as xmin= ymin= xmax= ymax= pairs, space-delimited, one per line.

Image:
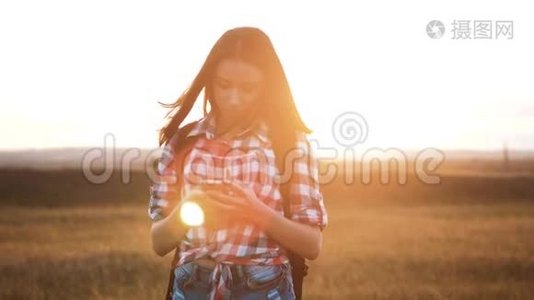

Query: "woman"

xmin=149 ymin=27 xmax=328 ymax=300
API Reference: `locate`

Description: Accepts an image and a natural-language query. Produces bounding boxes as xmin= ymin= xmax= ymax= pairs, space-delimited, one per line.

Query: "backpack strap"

xmin=280 ymin=178 xmax=308 ymax=300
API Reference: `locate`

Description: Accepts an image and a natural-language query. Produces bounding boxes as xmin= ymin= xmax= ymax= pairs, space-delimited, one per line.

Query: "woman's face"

xmin=210 ymin=58 xmax=265 ymax=120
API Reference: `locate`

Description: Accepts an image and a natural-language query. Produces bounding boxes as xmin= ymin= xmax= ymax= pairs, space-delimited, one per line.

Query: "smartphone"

xmin=199 ymin=180 xmax=235 ymax=196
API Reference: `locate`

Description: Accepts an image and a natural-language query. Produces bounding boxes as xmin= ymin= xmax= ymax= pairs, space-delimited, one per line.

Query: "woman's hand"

xmin=201 ymin=182 xmax=272 ymax=228
xmin=179 ymin=186 xmax=237 ymax=231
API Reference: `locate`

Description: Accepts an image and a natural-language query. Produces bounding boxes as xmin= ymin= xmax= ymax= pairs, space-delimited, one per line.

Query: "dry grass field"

xmin=1 ymin=160 xmax=533 ymax=299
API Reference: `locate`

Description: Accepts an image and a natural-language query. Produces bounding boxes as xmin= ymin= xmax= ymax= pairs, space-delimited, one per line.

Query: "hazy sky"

xmin=1 ymin=0 xmax=533 ymax=153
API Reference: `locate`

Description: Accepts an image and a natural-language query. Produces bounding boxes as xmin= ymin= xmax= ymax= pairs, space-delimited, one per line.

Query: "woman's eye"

xmin=241 ymin=83 xmax=256 ymax=94
xmin=215 ymin=79 xmax=230 ymax=89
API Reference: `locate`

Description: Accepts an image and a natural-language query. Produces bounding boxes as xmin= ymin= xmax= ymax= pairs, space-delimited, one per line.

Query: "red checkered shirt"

xmin=148 ymin=112 xmax=328 ymax=299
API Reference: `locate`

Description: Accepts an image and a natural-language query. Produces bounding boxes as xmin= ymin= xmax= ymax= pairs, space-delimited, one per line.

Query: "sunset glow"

xmin=1 ymin=1 xmax=533 ymax=153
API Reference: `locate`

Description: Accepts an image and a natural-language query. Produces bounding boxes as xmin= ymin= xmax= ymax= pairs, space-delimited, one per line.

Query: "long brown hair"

xmin=158 ymin=26 xmax=311 ymax=174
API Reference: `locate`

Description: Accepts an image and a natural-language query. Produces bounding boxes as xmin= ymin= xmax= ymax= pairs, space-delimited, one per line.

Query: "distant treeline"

xmin=1 ymin=167 xmax=533 ymax=208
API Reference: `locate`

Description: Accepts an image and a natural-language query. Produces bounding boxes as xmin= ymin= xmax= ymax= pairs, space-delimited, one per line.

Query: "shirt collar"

xmin=186 ymin=111 xmax=269 ymax=144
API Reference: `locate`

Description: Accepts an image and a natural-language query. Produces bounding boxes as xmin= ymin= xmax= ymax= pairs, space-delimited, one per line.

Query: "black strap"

xmin=280 ymin=172 xmax=308 ymax=300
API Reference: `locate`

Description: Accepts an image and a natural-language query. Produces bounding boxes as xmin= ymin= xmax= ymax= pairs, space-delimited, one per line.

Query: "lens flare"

xmin=179 ymin=201 xmax=204 ymax=226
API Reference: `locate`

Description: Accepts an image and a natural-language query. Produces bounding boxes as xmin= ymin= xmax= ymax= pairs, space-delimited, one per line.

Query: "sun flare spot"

xmin=180 ymin=201 xmax=205 ymax=226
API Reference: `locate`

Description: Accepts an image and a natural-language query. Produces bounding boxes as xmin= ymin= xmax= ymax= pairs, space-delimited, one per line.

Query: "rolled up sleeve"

xmin=288 ymin=132 xmax=328 ymax=231
xmin=148 ymin=142 xmax=179 ymax=223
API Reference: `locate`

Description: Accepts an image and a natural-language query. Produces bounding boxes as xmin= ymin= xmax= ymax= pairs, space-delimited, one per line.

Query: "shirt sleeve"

xmin=148 ymin=141 xmax=179 ymax=223
xmin=288 ymin=132 xmax=328 ymax=231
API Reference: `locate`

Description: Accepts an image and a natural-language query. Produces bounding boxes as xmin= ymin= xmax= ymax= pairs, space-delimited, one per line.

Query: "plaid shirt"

xmin=148 ymin=112 xmax=328 ymax=299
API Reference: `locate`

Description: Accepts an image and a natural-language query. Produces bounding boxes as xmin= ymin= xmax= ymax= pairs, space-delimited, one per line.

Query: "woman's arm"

xmin=151 ymin=188 xmax=242 ymax=257
xmin=202 ymin=132 xmax=328 ymax=260
xmin=255 ymin=205 xmax=322 ymax=260
xmin=150 ymin=203 xmax=188 ymax=257
xmin=204 ymin=184 xmax=324 ymax=260
xmin=148 ymin=140 xmax=191 ymax=257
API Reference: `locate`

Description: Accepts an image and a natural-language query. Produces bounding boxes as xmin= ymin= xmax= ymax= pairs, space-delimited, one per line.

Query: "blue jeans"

xmin=172 ymin=261 xmax=296 ymax=300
